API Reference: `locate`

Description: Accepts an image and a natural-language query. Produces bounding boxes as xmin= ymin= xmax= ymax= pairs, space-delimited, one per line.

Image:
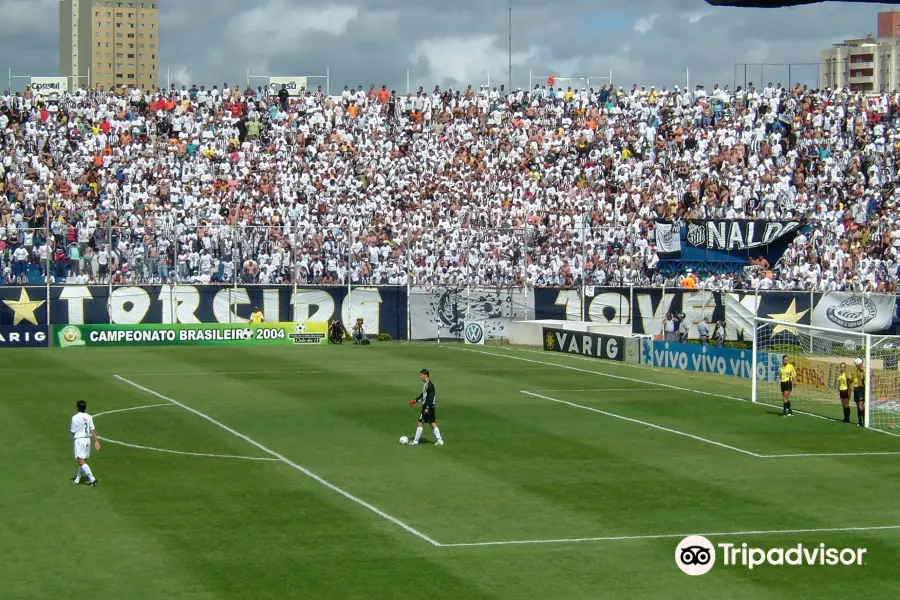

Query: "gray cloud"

xmin=0 ymin=0 xmax=882 ymax=92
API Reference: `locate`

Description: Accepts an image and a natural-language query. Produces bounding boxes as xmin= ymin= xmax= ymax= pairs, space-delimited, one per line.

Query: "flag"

xmin=654 ymin=221 xmax=682 ymax=256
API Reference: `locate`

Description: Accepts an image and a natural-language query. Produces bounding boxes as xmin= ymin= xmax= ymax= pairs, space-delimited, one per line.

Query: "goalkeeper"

xmin=406 ymin=369 xmax=444 ymax=447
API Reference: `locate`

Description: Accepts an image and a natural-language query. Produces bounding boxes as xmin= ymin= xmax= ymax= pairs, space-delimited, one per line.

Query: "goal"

xmin=751 ymin=317 xmax=900 ymax=432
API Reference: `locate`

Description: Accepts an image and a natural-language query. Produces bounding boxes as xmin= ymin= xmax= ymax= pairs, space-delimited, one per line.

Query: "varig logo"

xmin=686 ymin=222 xmax=707 ymax=247
xmin=826 ymin=295 xmax=877 ymax=329
xmin=545 ymin=331 xmax=556 ymax=351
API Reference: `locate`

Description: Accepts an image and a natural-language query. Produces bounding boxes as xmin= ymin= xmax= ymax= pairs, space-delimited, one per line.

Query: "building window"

xmin=127 ymin=74 xmax=135 ymax=79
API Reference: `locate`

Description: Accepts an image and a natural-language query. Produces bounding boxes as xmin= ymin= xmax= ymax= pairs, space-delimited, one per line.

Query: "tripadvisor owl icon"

xmin=465 ymin=322 xmax=484 ymax=344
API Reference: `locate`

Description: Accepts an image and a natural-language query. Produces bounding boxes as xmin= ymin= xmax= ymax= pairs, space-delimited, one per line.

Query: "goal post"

xmin=752 ymin=317 xmax=900 ymax=432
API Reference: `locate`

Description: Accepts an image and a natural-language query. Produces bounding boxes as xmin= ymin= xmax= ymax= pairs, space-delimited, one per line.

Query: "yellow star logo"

xmin=766 ymin=299 xmax=808 ymax=337
xmin=2 ymin=288 xmax=46 ymax=325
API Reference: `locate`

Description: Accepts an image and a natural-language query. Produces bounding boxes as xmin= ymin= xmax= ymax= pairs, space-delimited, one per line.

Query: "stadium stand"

xmin=0 ymin=81 xmax=897 ymax=292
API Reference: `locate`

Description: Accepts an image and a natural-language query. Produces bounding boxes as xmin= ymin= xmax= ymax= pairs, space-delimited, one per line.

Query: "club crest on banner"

xmin=687 ymin=222 xmax=707 ymax=247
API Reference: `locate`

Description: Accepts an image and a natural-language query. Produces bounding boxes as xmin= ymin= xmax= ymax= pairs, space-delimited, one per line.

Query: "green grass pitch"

xmin=4 ymin=342 xmax=900 ymax=599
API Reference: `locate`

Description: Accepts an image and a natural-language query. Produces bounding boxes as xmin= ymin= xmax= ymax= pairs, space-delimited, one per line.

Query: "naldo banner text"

xmin=640 ymin=339 xmax=781 ymax=381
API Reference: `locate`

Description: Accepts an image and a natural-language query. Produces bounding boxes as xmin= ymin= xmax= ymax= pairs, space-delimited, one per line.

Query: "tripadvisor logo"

xmin=675 ymin=536 xmax=867 ymax=575
xmin=465 ymin=322 xmax=484 ymax=344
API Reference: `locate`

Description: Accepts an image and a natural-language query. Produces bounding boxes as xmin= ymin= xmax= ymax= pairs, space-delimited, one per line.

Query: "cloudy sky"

xmin=0 ymin=0 xmax=887 ymax=93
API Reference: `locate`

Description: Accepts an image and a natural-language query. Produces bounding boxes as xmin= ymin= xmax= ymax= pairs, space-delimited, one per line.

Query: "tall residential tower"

xmin=59 ymin=0 xmax=159 ymax=91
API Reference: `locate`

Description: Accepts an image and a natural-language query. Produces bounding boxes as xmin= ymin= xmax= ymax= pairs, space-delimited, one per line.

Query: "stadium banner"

xmin=0 ymin=285 xmax=407 ymax=340
xmin=53 ymin=322 xmax=327 ymax=348
xmin=463 ymin=321 xmax=486 ymax=345
xmin=30 ymin=76 xmax=68 ymax=95
xmin=409 ymin=286 xmax=531 ymax=341
xmin=0 ymin=325 xmax=50 ymax=348
xmin=640 ymin=338 xmax=782 ymax=381
xmin=542 ymin=327 xmax=624 ymax=362
xmin=811 ymin=292 xmax=896 ymax=333
xmin=268 ymin=77 xmax=308 ymax=97
xmin=684 ymin=220 xmax=802 ymax=251
xmin=533 ymin=288 xmax=898 ymax=339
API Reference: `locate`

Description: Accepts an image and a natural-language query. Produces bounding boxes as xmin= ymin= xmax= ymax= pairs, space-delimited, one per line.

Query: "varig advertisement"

xmin=54 ymin=322 xmax=327 ymax=347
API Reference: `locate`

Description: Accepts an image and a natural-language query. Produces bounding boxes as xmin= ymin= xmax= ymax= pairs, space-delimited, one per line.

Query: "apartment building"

xmin=59 ymin=0 xmax=159 ymax=92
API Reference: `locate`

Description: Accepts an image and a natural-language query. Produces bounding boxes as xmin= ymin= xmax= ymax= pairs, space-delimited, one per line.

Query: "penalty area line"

xmin=98 ymin=436 xmax=281 ymax=461
xmin=521 ymin=391 xmax=763 ymax=458
xmin=93 ymin=404 xmax=171 ymax=418
xmin=451 ymin=346 xmax=900 ymax=437
xmin=112 ymin=374 xmax=442 ymax=547
xmin=439 ymin=524 xmax=900 ymax=548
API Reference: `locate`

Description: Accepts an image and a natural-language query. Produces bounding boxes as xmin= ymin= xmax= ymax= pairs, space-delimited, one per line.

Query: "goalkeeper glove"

xmin=409 ymin=400 xmax=416 ymax=407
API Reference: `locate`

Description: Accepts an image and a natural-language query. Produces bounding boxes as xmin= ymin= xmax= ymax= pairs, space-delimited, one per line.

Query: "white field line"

xmin=94 ymin=404 xmax=279 ymax=461
xmin=451 ymin=346 xmax=900 ymax=435
xmin=113 ymin=375 xmax=442 ymax=547
xmin=93 ymin=404 xmax=172 ymax=418
xmin=530 ymin=388 xmax=669 ymax=393
xmin=765 ymin=451 xmax=900 ymax=458
xmin=524 ymin=390 xmax=900 ymax=460
xmin=98 ymin=436 xmax=280 ymax=461
xmin=108 ymin=366 xmax=555 ymax=377
xmin=521 ymin=391 xmax=764 ymax=458
xmin=439 ymin=524 xmax=900 ymax=548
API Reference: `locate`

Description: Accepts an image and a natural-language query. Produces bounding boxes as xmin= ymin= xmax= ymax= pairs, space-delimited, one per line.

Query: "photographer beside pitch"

xmin=405 ymin=369 xmax=444 ymax=447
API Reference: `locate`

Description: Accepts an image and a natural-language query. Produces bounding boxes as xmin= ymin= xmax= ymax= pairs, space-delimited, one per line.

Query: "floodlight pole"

xmin=508 ymin=0 xmax=512 ymax=90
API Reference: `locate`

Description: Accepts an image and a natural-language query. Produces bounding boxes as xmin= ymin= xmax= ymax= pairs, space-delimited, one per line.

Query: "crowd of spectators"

xmin=0 ymin=79 xmax=898 ymax=293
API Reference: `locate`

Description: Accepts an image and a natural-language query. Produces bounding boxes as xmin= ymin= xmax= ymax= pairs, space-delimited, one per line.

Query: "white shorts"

xmin=74 ymin=438 xmax=91 ymax=460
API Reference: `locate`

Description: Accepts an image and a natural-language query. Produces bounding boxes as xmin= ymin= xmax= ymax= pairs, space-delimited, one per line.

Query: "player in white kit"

xmin=71 ymin=400 xmax=101 ymax=486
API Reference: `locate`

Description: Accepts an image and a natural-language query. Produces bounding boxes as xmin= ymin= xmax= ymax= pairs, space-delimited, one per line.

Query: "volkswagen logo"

xmin=465 ymin=322 xmax=484 ymax=344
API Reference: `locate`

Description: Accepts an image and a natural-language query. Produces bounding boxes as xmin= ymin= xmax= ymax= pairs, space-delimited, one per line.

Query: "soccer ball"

xmin=399 ymin=436 xmax=409 ymax=445
xmin=855 ymin=358 xmax=863 ymax=367
xmin=295 ymin=322 xmax=306 ymax=334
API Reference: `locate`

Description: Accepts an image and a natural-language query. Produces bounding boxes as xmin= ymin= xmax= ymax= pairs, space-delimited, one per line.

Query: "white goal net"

xmin=752 ymin=317 xmax=900 ymax=432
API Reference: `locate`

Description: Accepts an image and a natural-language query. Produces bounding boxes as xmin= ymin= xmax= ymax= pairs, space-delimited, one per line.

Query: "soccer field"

xmin=5 ymin=342 xmax=900 ymax=599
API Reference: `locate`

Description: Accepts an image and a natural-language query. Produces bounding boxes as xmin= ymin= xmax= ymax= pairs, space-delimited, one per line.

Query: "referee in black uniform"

xmin=407 ymin=369 xmax=444 ymax=446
